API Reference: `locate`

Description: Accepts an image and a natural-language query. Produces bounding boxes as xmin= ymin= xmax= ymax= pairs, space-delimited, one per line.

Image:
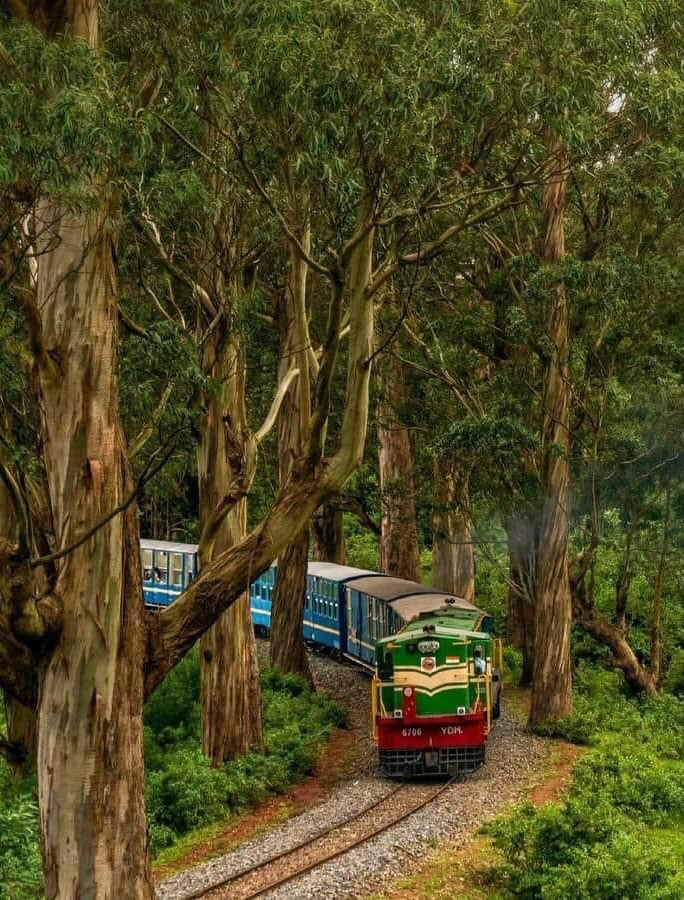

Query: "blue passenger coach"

xmin=141 ymin=539 xmax=198 ymax=608
xmin=140 ymin=540 xmax=478 ymax=666
xmin=304 ymin=562 xmax=382 ymax=651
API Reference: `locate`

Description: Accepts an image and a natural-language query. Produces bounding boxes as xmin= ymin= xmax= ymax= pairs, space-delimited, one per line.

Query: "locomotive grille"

xmin=379 ymin=745 xmax=485 ymax=778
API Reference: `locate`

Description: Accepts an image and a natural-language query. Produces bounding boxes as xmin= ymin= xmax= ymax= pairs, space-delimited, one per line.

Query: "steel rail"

xmin=190 ymin=776 xmax=459 ymax=899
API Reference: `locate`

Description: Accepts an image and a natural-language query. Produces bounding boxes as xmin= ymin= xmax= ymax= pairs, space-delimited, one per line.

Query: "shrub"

xmin=0 ymin=761 xmax=41 ymax=900
xmin=664 ymin=648 xmax=684 ymax=697
xmin=142 ymin=658 xmax=346 ymax=855
xmin=486 ymin=661 xmax=684 ymax=899
xmin=146 ymin=748 xmax=229 ymax=834
xmin=502 ymin=645 xmax=523 ymax=684
xmin=531 ymin=663 xmax=643 ymax=744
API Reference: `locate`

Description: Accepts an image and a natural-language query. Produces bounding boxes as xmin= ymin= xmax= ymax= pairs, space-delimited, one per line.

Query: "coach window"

xmin=155 ymin=551 xmax=168 ymax=583
xmin=171 ymin=553 xmax=183 ymax=586
xmin=142 ymin=549 xmax=153 ymax=579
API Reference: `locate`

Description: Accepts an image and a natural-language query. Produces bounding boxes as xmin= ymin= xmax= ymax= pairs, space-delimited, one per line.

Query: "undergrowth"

xmin=0 ymin=762 xmax=41 ymax=900
xmin=144 ymin=653 xmax=347 ymax=855
xmin=0 ymin=650 xmax=346 ymax=897
xmin=484 ymin=664 xmax=684 ymax=899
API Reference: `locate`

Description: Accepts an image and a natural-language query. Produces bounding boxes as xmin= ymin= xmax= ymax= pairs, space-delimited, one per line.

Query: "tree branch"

xmin=336 ymin=494 xmax=380 ymax=535
xmin=254 ymin=366 xmax=300 ymax=443
xmin=135 ymin=211 xmax=217 ymax=320
xmin=129 ymin=381 xmax=176 ymax=460
xmin=198 ymin=366 xmax=300 ymax=552
xmin=156 ymin=112 xmax=331 ymax=278
xmin=367 ymin=194 xmax=521 ymax=298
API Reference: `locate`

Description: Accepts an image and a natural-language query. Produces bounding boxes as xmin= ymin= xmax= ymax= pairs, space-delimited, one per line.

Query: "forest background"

xmin=2 ymin=1 xmax=684 ymax=898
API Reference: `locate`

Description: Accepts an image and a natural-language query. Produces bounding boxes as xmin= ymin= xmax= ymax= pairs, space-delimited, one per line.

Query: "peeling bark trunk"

xmin=270 ymin=224 xmax=313 ymax=682
xmin=32 ymin=201 xmax=152 ymax=897
xmin=147 ymin=194 xmax=377 ymax=696
xmin=529 ymin=145 xmax=574 ymax=726
xmin=270 ymin=529 xmax=311 ymax=684
xmin=312 ymin=502 xmax=345 ymax=564
xmin=13 ymin=6 xmax=153 ymax=895
xmin=198 ymin=328 xmax=263 ymax=763
xmin=432 ymin=458 xmax=474 ymax=601
xmin=377 ymin=352 xmax=420 ymax=582
xmin=505 ymin=511 xmax=537 ymax=687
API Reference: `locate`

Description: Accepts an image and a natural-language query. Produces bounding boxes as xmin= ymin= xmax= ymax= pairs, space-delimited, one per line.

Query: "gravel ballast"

xmin=158 ymin=646 xmax=548 ymax=900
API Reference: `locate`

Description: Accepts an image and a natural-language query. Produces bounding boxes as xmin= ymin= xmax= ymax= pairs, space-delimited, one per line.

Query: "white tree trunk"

xmin=32 ymin=201 xmax=153 ymax=898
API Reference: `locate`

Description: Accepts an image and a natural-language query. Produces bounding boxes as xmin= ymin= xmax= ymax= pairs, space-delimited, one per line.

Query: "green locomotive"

xmin=372 ymin=597 xmax=502 ymax=777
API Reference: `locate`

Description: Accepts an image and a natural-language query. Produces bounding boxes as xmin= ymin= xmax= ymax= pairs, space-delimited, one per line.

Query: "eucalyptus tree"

xmin=220 ymin=0 xmax=535 ymax=675
xmin=377 ymin=347 xmax=421 ymax=581
xmin=0 ymin=0 xmax=534 ymax=894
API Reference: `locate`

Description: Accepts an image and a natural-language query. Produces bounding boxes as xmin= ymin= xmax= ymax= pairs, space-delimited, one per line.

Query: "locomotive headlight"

xmin=403 ymin=687 xmax=414 ymax=697
xmin=418 ymin=639 xmax=440 ymax=654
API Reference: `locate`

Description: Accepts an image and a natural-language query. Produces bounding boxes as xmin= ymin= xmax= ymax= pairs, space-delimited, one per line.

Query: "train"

xmin=141 ymin=539 xmax=503 ymax=777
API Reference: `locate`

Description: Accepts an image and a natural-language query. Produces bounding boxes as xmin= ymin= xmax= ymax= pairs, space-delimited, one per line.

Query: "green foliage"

xmin=503 ymin=645 xmax=523 ymax=685
xmin=0 ymin=653 xmax=345 ymax=873
xmin=0 ymin=762 xmax=41 ymax=900
xmin=487 ymin=666 xmax=684 ymax=898
xmin=345 ymin=515 xmax=380 ymax=571
xmin=143 ymin=652 xmax=346 ymax=856
xmin=664 ymin=649 xmax=684 ymax=696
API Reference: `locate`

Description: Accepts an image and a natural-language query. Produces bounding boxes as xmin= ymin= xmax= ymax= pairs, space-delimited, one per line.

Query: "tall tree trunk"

xmin=15 ymin=5 xmax=153 ymax=896
xmin=529 ymin=144 xmax=574 ymax=726
xmin=270 ymin=220 xmax=313 ymax=682
xmin=615 ymin=511 xmax=639 ymax=633
xmin=432 ymin=458 xmax=474 ymax=600
xmin=377 ymin=352 xmax=420 ymax=581
xmin=146 ymin=192 xmax=377 ymax=696
xmin=31 ymin=201 xmax=153 ymax=896
xmin=270 ymin=530 xmax=311 ymax=682
xmin=505 ymin=510 xmax=537 ymax=687
xmin=312 ymin=502 xmax=345 ymax=564
xmin=198 ymin=328 xmax=263 ymax=764
xmin=650 ymin=489 xmax=670 ymax=688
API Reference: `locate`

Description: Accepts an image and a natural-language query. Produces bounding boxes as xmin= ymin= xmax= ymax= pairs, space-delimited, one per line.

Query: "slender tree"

xmin=377 ymin=351 xmax=421 ymax=581
xmin=432 ymin=458 xmax=475 ymax=600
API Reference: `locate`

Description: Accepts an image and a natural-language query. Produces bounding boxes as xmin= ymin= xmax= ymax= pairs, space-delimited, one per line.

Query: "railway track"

xmin=187 ymin=777 xmax=460 ymax=900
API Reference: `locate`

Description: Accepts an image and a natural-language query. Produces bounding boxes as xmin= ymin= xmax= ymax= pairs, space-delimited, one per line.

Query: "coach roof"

xmin=306 ymin=562 xmax=384 ymax=583
xmin=346 ymin=575 xmax=480 ymax=612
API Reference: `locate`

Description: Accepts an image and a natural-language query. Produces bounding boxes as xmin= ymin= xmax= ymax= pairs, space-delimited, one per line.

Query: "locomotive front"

xmin=372 ymin=604 xmax=501 ymax=778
